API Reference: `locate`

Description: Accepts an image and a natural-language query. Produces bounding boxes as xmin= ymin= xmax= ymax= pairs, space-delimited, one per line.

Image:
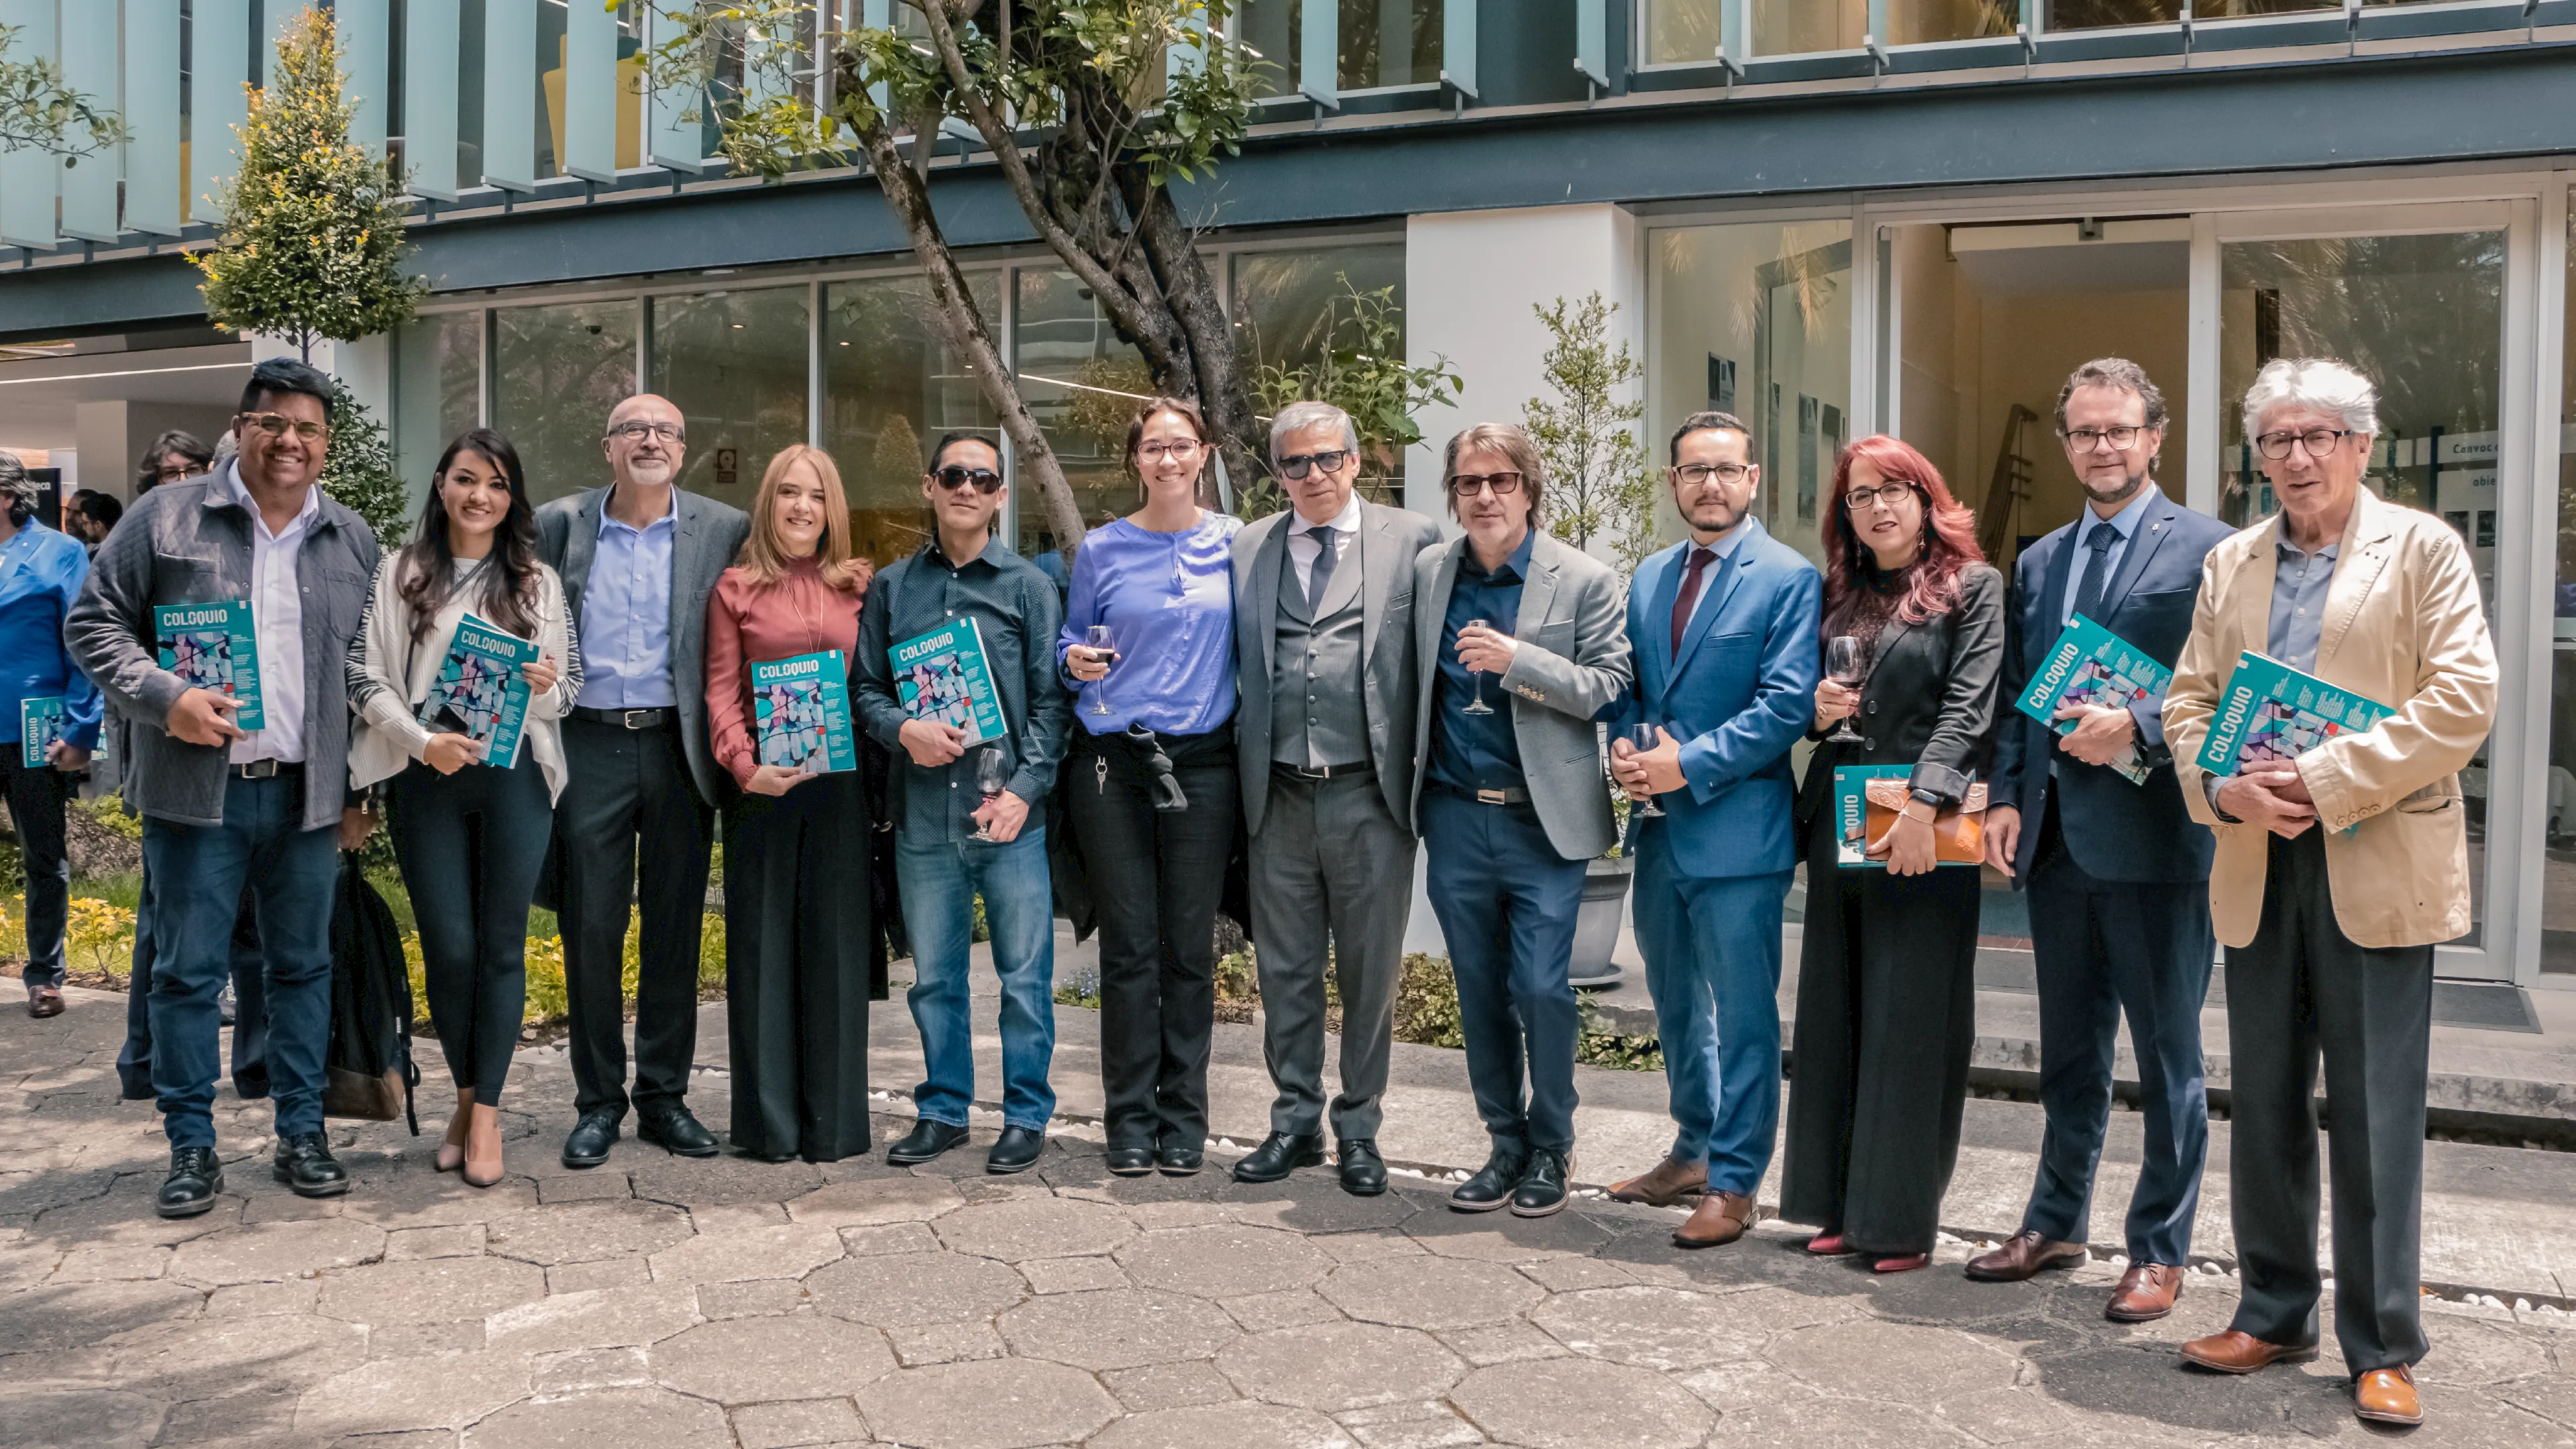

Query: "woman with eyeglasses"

xmin=1057 ymin=396 xmax=1242 ymax=1177
xmin=1779 ymin=434 xmax=2004 ymax=1273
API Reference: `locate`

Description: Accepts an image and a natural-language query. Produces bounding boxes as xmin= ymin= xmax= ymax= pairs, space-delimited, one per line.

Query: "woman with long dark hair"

xmin=1780 ymin=433 xmax=2004 ymax=1272
xmin=347 ymin=429 xmax=578 ymax=1186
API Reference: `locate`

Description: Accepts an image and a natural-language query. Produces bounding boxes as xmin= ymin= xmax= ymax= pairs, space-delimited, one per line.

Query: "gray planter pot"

xmin=1570 ymin=854 xmax=1633 ymax=989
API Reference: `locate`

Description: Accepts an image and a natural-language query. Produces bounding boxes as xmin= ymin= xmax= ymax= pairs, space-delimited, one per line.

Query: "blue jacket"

xmin=1607 ymin=518 xmax=1823 ymax=878
xmin=1992 ymin=487 xmax=2235 ymax=885
xmin=0 ymin=521 xmax=101 ymax=753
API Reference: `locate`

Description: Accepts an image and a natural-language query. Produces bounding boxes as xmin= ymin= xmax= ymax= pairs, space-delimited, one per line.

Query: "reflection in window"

xmin=2546 ymin=204 xmax=2576 ymax=975
xmin=1238 ymin=0 xmax=1442 ymax=95
xmin=392 ymin=312 xmax=482 ymax=506
xmin=1232 ymin=243 xmax=1411 ymax=504
xmin=541 ymin=7 xmax=646 ymax=177
xmin=1014 ymin=270 xmax=1150 ymax=555
xmin=2045 ymin=0 xmax=2416 ymax=26
xmin=1644 ymin=0 xmax=1724 ymax=65
xmin=649 ymin=287 xmax=812 ymax=516
xmin=823 ymin=273 xmax=1004 ymax=569
xmin=1754 ymin=0 xmax=2015 ymax=54
xmin=491 ymin=301 xmax=638 ymax=506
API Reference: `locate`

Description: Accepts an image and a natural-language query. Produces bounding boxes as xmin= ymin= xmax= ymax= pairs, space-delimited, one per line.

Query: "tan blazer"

xmin=2164 ymin=486 xmax=2498 ymax=950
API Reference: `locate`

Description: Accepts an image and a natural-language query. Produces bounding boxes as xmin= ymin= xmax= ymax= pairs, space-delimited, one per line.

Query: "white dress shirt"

xmin=222 ymin=463 xmax=319 ymax=765
xmin=1285 ymin=491 xmax=1364 ymax=599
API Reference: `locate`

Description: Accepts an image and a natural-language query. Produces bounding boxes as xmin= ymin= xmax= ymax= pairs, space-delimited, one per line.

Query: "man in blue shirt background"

xmin=0 ymin=452 xmax=101 ymax=1020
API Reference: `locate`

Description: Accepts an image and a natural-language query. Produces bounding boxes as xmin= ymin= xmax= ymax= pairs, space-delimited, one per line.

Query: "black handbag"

xmin=323 ymin=854 xmax=420 ymax=1132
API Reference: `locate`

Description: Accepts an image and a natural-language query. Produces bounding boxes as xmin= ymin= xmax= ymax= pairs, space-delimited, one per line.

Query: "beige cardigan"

xmin=345 ymin=553 xmax=580 ymax=803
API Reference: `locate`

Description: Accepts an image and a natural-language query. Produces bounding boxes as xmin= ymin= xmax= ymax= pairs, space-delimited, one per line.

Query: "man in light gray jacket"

xmin=66 ymin=357 xmax=382 ymax=1218
xmin=1409 ymin=422 xmax=1632 ymax=1218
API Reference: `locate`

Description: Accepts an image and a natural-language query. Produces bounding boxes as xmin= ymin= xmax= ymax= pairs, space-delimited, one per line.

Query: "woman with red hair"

xmin=1779 ymin=433 xmax=2006 ymax=1272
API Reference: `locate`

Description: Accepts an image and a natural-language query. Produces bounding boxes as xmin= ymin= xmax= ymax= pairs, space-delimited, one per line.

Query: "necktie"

xmin=2072 ymin=521 xmax=2119 ymax=625
xmin=1304 ymin=525 xmax=1340 ymax=614
xmin=1668 ymin=546 xmax=1715 ymax=657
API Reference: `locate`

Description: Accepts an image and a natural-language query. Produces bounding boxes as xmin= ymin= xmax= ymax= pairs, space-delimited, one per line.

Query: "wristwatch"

xmin=1907 ymin=786 xmax=1945 ymax=810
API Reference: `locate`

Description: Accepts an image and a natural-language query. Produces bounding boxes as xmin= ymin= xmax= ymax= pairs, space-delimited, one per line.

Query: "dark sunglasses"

xmin=1276 ymin=449 xmax=1352 ymax=482
xmin=1447 ymin=471 xmax=1524 ymax=498
xmin=932 ymin=466 xmax=1004 ymax=494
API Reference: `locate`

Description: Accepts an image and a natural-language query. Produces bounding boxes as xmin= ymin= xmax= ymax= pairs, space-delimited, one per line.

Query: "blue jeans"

xmin=896 ymin=825 xmax=1057 ymax=1132
xmin=1631 ymin=820 xmax=1790 ymax=1198
xmin=140 ymin=774 xmax=341 ymax=1149
xmin=1423 ymin=790 xmax=1585 ymax=1156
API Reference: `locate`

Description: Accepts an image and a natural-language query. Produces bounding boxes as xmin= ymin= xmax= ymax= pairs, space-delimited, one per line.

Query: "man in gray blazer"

xmin=1231 ymin=400 xmax=1445 ymax=1195
xmin=535 ymin=394 xmax=751 ymax=1169
xmin=1409 ymin=423 xmax=1633 ymax=1218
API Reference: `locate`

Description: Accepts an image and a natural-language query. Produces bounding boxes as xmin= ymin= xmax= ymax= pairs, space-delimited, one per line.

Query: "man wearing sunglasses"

xmin=67 ymin=357 xmax=384 ymax=1216
xmin=537 ymin=394 xmax=751 ymax=1170
xmin=1228 ymin=400 xmax=1444 ymax=1196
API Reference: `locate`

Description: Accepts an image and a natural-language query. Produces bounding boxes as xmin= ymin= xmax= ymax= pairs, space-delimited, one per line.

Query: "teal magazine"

xmin=2194 ymin=651 xmax=2395 ymax=778
xmin=1830 ymin=764 xmax=1985 ymax=869
xmin=2014 ymin=612 xmax=2171 ymax=786
xmin=418 ymin=614 xmax=537 ymax=769
xmin=154 ymin=599 xmax=264 ymax=731
xmin=751 ymin=649 xmax=858 ymax=776
xmin=18 ymin=695 xmax=63 ymax=768
xmin=890 ymin=619 xmax=1007 ymax=747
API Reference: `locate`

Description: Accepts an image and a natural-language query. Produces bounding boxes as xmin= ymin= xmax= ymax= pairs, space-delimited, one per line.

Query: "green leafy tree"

xmin=194 ymin=7 xmax=424 ymax=363
xmin=1525 ymin=293 xmax=1659 ymax=572
xmin=0 ymin=24 xmax=126 ymax=159
xmin=320 ymin=379 xmax=413 ymax=549
xmin=1248 ymin=275 xmax=1460 ymax=517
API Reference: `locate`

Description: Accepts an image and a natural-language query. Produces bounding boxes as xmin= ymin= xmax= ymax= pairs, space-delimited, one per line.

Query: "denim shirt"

xmin=0 ymin=522 xmax=101 ymax=752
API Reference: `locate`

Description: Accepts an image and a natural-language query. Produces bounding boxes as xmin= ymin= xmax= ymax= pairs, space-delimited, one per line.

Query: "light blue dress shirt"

xmin=1678 ymin=521 xmax=1752 ymax=635
xmin=2268 ymin=535 xmax=2340 ymax=674
xmin=2055 ymin=486 xmax=2163 ymax=749
xmin=574 ymin=493 xmax=678 ymax=710
xmin=0 ymin=521 xmax=101 ymax=751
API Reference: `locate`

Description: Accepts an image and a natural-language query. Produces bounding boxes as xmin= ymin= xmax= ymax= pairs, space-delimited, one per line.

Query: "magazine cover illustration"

xmin=154 ymin=598 xmax=265 ymax=731
xmin=2014 ymin=612 xmax=2171 ymax=786
xmin=751 ymin=649 xmax=858 ymax=776
xmin=18 ymin=695 xmax=64 ymax=768
xmin=2194 ymin=651 xmax=2394 ymax=779
xmin=418 ymin=614 xmax=538 ymax=769
xmin=890 ymin=619 xmax=1006 ymax=747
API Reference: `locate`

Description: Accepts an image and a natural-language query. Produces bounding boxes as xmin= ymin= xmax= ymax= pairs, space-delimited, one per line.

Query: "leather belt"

xmin=1438 ymin=783 xmax=1530 ymax=806
xmin=1273 ymin=760 xmax=1371 ymax=782
xmin=230 ymin=759 xmax=303 ymax=780
xmin=573 ymin=706 xmax=672 ymax=730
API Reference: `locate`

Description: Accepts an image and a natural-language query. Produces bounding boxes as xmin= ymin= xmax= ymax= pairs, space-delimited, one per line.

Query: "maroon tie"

xmin=1669 ymin=546 xmax=1715 ymax=657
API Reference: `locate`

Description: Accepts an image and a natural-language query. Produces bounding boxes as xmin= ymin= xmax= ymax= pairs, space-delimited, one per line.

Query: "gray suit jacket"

xmin=1407 ymin=530 xmax=1633 ymax=859
xmin=536 ymin=484 xmax=751 ymax=804
xmin=1232 ymin=498 xmax=1446 ymax=836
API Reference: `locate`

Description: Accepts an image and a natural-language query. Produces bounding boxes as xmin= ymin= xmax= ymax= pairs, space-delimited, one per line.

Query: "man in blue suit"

xmin=1605 ymin=410 xmax=1823 ymax=1250
xmin=1971 ymin=359 xmax=2234 ymax=1322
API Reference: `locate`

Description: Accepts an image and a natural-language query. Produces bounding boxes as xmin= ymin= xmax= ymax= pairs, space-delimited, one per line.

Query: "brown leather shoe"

xmin=2179 ymin=1330 xmax=2319 ymax=1374
xmin=1963 ymin=1229 xmax=2087 ymax=1283
xmin=1607 ymin=1156 xmax=1707 ymax=1208
xmin=25 ymin=985 xmax=63 ymax=1019
xmin=2106 ymin=1263 xmax=2184 ymax=1322
xmin=2354 ymin=1364 xmax=2424 ymax=1426
xmin=1671 ymin=1189 xmax=1757 ymax=1249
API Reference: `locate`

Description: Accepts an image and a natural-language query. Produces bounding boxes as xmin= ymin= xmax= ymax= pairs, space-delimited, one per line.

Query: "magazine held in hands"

xmin=2013 ymin=612 xmax=2172 ymax=786
xmin=1830 ymin=764 xmax=1980 ymax=869
xmin=752 ymin=649 xmax=859 ymax=776
xmin=18 ymin=696 xmax=64 ymax=767
xmin=155 ymin=599 xmax=264 ymax=731
xmin=890 ymin=619 xmax=1007 ymax=747
xmin=417 ymin=614 xmax=538 ymax=769
xmin=2194 ymin=650 xmax=2395 ymax=780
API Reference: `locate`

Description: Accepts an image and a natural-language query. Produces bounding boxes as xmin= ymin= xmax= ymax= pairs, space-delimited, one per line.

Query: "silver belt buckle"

xmin=239 ymin=759 xmax=278 ymax=779
xmin=1476 ymin=788 xmax=1507 ymax=805
xmin=622 ymin=709 xmax=654 ymax=729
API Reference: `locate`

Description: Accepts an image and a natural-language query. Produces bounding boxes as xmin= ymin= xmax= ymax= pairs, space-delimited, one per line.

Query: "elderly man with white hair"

xmin=2163 ymin=357 xmax=2498 ymax=1428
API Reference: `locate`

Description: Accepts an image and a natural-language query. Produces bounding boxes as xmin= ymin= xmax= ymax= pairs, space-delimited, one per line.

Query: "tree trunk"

xmin=1126 ymin=174 xmax=1265 ymax=511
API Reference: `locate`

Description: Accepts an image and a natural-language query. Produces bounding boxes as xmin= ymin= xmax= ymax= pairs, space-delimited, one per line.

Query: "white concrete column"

xmin=74 ymin=401 xmax=132 ymax=500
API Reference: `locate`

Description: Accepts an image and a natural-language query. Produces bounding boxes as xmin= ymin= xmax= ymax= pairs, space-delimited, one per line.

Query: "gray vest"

xmin=1271 ymin=529 xmax=1370 ymax=769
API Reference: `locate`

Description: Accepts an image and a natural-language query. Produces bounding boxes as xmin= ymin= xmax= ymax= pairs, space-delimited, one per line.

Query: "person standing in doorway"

xmin=135 ymin=429 xmax=213 ymax=495
xmin=0 ymin=452 xmax=102 ymax=1020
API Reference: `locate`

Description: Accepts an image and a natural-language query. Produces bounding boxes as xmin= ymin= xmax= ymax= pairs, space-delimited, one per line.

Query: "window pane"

xmin=1644 ymin=0 xmax=1723 ymax=64
xmin=1753 ymin=1 xmax=2017 ymax=54
xmin=490 ymin=299 xmax=638 ymax=507
xmin=822 ymin=272 xmax=1004 ymax=570
xmin=1231 ymin=242 xmax=1409 ymax=502
xmin=649 ymin=286 xmax=812 ymax=516
xmin=1237 ymin=0 xmax=1440 ymax=93
xmin=1015 ymin=268 xmax=1150 ymax=555
xmin=2045 ymin=1 xmax=2432 ymax=27
xmin=392 ymin=311 xmax=482 ymax=511
xmin=2548 ymin=205 xmax=2576 ymax=975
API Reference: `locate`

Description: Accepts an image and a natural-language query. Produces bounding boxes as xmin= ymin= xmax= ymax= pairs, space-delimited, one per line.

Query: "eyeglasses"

xmin=2255 ymin=427 xmax=2355 ymax=461
xmin=1276 ymin=449 xmax=1352 ymax=481
xmin=1673 ymin=462 xmax=1752 ymax=486
xmin=932 ymin=465 xmax=1004 ymax=494
xmin=605 ymin=419 xmax=686 ymax=443
xmin=2063 ymin=425 xmax=2146 ymax=452
xmin=1137 ymin=440 xmax=1203 ymax=464
xmin=1447 ymin=471 xmax=1524 ymax=498
xmin=237 ymin=412 xmax=330 ymax=443
xmin=1843 ymin=483 xmax=1920 ymax=513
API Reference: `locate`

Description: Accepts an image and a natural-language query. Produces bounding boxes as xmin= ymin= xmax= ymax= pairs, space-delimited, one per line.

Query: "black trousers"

xmin=723 ymin=769 xmax=873 ymax=1161
xmin=390 ymin=758 xmax=555 ymax=1107
xmin=557 ymin=718 xmax=716 ymax=1118
xmin=4 ymin=753 xmax=72 ymax=989
xmin=2226 ymin=828 xmax=2433 ymax=1374
xmin=1065 ymin=726 xmax=1236 ymax=1152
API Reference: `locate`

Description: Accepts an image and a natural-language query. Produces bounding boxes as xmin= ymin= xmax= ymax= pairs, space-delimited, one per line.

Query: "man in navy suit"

xmin=1605 ymin=411 xmax=1823 ymax=1250
xmin=1972 ymin=359 xmax=2235 ymax=1322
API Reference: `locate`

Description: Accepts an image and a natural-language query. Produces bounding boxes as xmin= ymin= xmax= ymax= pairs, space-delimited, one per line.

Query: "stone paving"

xmin=8 ymin=994 xmax=2576 ymax=1448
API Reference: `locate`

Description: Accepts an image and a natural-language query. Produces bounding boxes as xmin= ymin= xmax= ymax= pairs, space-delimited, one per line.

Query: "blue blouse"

xmin=1057 ymin=512 xmax=1241 ymax=737
xmin=0 ymin=522 xmax=101 ymax=751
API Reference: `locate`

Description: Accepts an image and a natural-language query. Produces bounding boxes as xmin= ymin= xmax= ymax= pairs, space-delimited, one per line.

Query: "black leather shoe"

xmin=157 ymin=1147 xmax=224 ymax=1218
xmin=561 ymin=1109 xmax=622 ymax=1169
xmin=1337 ymin=1138 xmax=1388 ymax=1197
xmin=1449 ymin=1148 xmax=1529 ymax=1213
xmin=1231 ymin=1130 xmax=1326 ymax=1183
xmin=987 ymin=1125 xmax=1044 ymax=1174
xmin=272 ymin=1132 xmax=351 ymax=1198
xmin=1157 ymin=1141 xmax=1203 ymax=1177
xmin=885 ymin=1118 xmax=969 ymax=1166
xmin=1511 ymin=1148 xmax=1571 ymax=1218
xmin=637 ymin=1106 xmax=719 ymax=1158
xmin=1106 ymin=1146 xmax=1156 ymax=1177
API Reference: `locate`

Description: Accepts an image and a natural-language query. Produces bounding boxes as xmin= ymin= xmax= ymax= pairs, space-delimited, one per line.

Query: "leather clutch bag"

xmin=1860 ymin=779 xmax=1989 ymax=865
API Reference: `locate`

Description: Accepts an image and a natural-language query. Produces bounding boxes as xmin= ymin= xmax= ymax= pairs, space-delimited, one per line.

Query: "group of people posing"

xmin=10 ymin=344 xmax=2492 ymax=1430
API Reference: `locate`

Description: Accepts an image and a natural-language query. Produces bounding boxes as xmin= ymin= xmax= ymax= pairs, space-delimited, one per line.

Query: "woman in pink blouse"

xmin=704 ymin=445 xmax=875 ymax=1162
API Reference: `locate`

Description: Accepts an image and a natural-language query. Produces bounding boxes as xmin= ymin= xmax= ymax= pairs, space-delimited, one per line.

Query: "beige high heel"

xmin=435 ymin=1089 xmax=474 ymax=1173
xmin=462 ymin=1102 xmax=504 ymax=1188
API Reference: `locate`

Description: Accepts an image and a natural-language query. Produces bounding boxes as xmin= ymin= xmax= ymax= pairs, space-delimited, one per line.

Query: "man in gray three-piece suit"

xmin=1230 ymin=400 xmax=1446 ymax=1196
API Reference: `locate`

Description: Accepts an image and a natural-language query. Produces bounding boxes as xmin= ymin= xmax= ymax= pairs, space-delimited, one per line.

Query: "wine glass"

xmin=1825 ymin=636 xmax=1867 ymax=745
xmin=1625 ymin=722 xmax=1665 ymax=818
xmin=1460 ymin=619 xmax=1496 ymax=716
xmin=971 ymin=747 xmax=1009 ymax=841
xmin=1085 ymin=624 xmax=1118 ymax=717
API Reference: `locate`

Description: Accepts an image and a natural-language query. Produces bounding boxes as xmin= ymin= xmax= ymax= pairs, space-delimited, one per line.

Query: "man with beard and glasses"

xmin=1971 ymin=359 xmax=2235 ymax=1322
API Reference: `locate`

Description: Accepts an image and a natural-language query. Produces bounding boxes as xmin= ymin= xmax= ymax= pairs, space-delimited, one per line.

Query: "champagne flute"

xmin=971 ymin=747 xmax=1009 ymax=842
xmin=1085 ymin=624 xmax=1118 ymax=717
xmin=1460 ymin=619 xmax=1496 ymax=716
xmin=1625 ymin=722 xmax=1666 ymax=818
xmin=1825 ymin=636 xmax=1868 ymax=745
